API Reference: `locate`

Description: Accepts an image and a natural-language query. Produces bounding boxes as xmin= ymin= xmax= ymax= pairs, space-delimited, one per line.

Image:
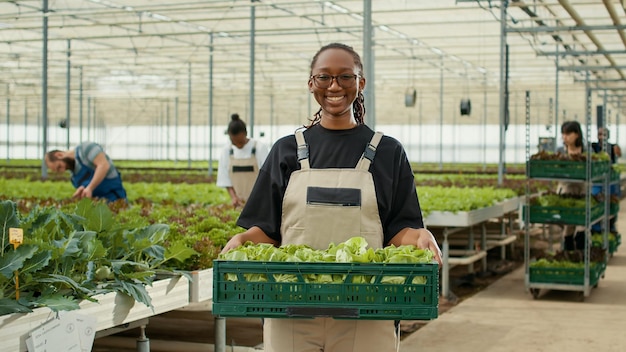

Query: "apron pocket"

xmin=232 ymin=165 xmax=255 ymax=172
xmin=305 ymin=204 xmax=361 ymax=246
xmin=306 ymin=186 xmax=361 ymax=206
xmin=304 ymin=187 xmax=362 ymax=246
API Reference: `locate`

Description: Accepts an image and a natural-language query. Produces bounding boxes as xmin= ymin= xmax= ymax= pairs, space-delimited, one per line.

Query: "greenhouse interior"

xmin=1 ymin=1 xmax=625 ymax=352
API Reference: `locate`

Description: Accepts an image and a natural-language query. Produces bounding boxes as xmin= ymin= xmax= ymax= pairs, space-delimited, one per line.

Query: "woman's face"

xmin=562 ymin=130 xmax=579 ymax=147
xmin=229 ymin=131 xmax=248 ymax=149
xmin=308 ymin=48 xmax=365 ymax=126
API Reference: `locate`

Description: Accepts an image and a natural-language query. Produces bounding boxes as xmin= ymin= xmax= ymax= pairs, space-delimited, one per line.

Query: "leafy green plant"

xmin=219 ymin=236 xmax=435 ymax=284
xmin=0 ymin=199 xmax=197 ymax=316
xmin=530 ymin=192 xmax=599 ymax=207
xmin=418 ymin=186 xmax=518 ymax=216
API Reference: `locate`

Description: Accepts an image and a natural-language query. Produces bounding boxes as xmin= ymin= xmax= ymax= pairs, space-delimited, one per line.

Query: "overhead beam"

xmin=506 ymin=24 xmax=626 ymax=33
xmin=558 ymin=0 xmax=625 ymax=80
xmin=559 ymin=65 xmax=626 ymax=71
xmin=573 ymin=78 xmax=626 ymax=83
xmin=537 ymin=49 xmax=626 ymax=56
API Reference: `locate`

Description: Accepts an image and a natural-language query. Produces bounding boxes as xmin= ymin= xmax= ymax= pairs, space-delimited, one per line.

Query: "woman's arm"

xmin=613 ymin=144 xmax=622 ymax=158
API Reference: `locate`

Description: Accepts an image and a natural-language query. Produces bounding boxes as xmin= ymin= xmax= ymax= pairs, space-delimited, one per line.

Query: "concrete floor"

xmin=400 ymin=200 xmax=626 ymax=352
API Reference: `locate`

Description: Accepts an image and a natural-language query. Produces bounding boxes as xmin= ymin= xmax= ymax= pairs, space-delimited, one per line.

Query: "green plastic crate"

xmin=609 ymin=233 xmax=620 ymax=254
xmin=592 ymin=240 xmax=617 ymax=254
xmin=529 ymin=262 xmax=604 ymax=286
xmin=527 ymin=160 xmax=609 ymax=180
xmin=610 ymin=203 xmax=620 ymax=217
xmin=610 ymin=169 xmax=620 ymax=183
xmin=212 ymin=260 xmax=439 ymax=320
xmin=523 ymin=204 xmax=604 ymax=225
xmin=592 ymin=233 xmax=621 ymax=255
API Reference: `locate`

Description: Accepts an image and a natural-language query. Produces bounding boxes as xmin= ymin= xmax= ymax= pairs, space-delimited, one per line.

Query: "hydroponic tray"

xmin=0 ymin=275 xmax=189 ymax=352
xmin=424 ymin=204 xmax=504 ymax=228
xmin=212 ymin=260 xmax=439 ymax=320
xmin=189 ymin=268 xmax=214 ymax=303
xmin=499 ymin=196 xmax=520 ymax=214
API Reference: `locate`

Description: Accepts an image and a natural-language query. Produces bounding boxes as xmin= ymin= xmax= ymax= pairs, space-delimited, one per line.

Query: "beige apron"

xmin=263 ymin=130 xmax=397 ymax=352
xmin=228 ymin=141 xmax=258 ymax=202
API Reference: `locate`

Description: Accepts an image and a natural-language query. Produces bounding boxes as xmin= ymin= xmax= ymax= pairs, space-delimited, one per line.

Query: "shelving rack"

xmin=523 ymin=89 xmax=609 ymax=300
xmin=426 ymin=197 xmax=519 ymax=300
xmin=591 ymin=94 xmax=620 ymax=259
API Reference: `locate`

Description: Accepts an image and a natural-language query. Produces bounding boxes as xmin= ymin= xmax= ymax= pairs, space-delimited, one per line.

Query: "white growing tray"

xmin=189 ymin=268 xmax=214 ymax=303
xmin=424 ymin=204 xmax=504 ymax=228
xmin=498 ymin=196 xmax=520 ymax=214
xmin=0 ymin=275 xmax=190 ymax=352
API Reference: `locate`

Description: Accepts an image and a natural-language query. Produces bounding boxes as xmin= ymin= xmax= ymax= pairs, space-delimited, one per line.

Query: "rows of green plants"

xmin=418 ymin=186 xmax=517 ymax=217
xmin=5 ymin=159 xmax=524 ymax=171
xmin=1 ymin=159 xmax=212 ymax=169
xmin=414 ymin=173 xmax=552 ymax=195
xmin=1 ymin=164 xmax=550 ymax=196
xmin=0 ymin=180 xmax=238 ymax=271
xmin=1 ymin=176 xmax=522 ymax=218
xmin=0 ymin=165 xmax=214 ymax=184
xmin=0 ymin=162 xmax=528 ymax=317
xmin=0 ymin=178 xmax=229 ymax=205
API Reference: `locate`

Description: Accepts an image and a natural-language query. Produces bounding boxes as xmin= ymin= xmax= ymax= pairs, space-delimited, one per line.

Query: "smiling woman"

xmin=306 ymin=44 xmax=366 ymax=130
xmin=220 ymin=42 xmax=442 ymax=352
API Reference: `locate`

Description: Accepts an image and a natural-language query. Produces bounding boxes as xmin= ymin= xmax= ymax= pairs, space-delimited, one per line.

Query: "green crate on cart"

xmin=612 ymin=233 xmax=621 ymax=254
xmin=523 ymin=204 xmax=604 ymax=225
xmin=610 ymin=169 xmax=620 ymax=183
xmin=212 ymin=260 xmax=439 ymax=320
xmin=529 ymin=262 xmax=604 ymax=286
xmin=527 ymin=160 xmax=609 ymax=180
xmin=610 ymin=203 xmax=620 ymax=216
xmin=592 ymin=232 xmax=620 ymax=255
xmin=592 ymin=240 xmax=618 ymax=255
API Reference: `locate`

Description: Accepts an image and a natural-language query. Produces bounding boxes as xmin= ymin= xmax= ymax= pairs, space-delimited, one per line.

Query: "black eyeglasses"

xmin=310 ymin=74 xmax=359 ymax=89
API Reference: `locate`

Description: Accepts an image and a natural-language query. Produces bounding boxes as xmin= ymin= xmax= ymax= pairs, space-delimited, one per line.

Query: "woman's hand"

xmin=220 ymin=226 xmax=279 ymax=254
xmin=221 ymin=233 xmax=248 ymax=253
xmin=416 ymin=229 xmax=443 ymax=266
xmin=389 ymin=227 xmax=443 ymax=266
xmin=73 ymin=185 xmax=87 ymax=199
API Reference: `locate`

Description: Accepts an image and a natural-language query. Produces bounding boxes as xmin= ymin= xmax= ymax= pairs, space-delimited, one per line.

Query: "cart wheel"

xmin=530 ymin=288 xmax=540 ymax=299
xmin=577 ymin=292 xmax=585 ymax=302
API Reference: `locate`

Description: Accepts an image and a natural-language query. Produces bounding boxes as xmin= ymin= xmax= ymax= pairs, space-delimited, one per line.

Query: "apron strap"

xmin=356 ymin=131 xmax=383 ymax=170
xmin=295 ymin=130 xmax=310 ymax=170
xmin=231 ymin=140 xmax=257 ymax=155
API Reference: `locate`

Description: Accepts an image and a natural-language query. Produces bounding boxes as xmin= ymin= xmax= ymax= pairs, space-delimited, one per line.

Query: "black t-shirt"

xmin=237 ymin=123 xmax=424 ymax=246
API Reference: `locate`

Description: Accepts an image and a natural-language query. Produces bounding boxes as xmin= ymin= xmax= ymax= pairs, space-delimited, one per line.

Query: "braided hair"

xmin=306 ymin=43 xmax=366 ymax=128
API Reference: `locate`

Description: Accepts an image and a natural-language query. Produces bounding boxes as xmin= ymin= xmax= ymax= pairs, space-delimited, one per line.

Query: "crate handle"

xmin=286 ymin=307 xmax=359 ymax=318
